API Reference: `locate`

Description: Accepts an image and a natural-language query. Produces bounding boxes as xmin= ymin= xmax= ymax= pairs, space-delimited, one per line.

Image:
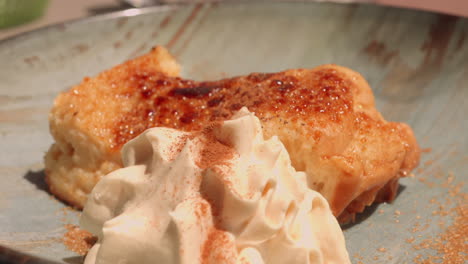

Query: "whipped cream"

xmin=80 ymin=108 xmax=350 ymax=264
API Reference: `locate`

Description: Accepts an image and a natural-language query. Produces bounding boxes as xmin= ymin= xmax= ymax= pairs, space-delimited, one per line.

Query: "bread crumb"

xmin=62 ymin=224 xmax=97 ymax=255
xmin=377 ymin=247 xmax=386 ymax=252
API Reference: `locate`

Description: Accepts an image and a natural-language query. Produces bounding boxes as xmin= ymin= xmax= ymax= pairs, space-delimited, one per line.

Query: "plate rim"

xmin=0 ymin=0 xmax=458 ymax=47
xmin=0 ymin=4 xmax=179 ymax=46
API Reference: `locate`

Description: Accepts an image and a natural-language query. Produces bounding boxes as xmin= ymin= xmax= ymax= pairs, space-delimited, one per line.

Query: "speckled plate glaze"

xmin=0 ymin=2 xmax=467 ymax=264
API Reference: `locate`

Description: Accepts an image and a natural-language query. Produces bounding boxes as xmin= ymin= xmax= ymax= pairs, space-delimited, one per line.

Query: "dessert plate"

xmin=0 ymin=2 xmax=466 ymax=263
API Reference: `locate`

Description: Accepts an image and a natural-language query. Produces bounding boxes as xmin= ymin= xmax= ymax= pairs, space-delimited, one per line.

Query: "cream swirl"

xmin=80 ymin=108 xmax=350 ymax=264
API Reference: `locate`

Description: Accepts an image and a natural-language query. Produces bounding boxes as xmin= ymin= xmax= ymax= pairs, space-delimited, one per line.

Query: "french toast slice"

xmin=45 ymin=46 xmax=420 ymax=221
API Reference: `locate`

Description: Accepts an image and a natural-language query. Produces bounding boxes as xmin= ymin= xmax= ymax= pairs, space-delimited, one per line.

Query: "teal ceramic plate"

xmin=0 ymin=2 xmax=466 ymax=264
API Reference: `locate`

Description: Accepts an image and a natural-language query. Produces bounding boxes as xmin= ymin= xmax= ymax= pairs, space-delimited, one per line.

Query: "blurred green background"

xmin=0 ymin=0 xmax=49 ymax=29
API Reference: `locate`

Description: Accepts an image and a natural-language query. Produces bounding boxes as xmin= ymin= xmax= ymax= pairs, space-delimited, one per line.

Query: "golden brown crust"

xmin=45 ymin=46 xmax=420 ymax=220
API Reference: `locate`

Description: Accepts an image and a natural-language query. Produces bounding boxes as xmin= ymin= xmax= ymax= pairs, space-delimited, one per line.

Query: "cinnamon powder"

xmin=196 ymin=126 xmax=235 ymax=170
xmin=201 ymin=229 xmax=236 ymax=264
